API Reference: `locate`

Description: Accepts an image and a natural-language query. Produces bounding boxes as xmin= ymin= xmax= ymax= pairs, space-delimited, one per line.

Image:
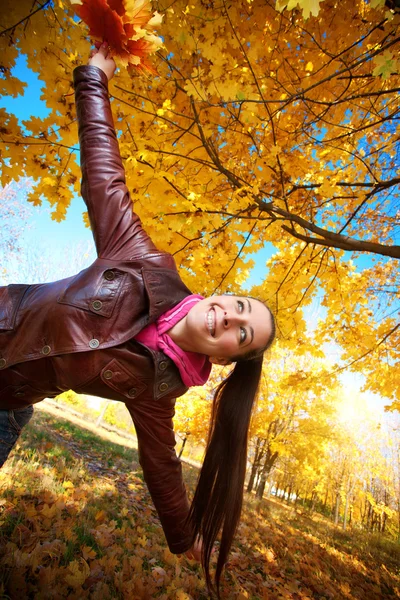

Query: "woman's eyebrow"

xmin=248 ymin=326 xmax=254 ymax=345
xmin=247 ymin=299 xmax=252 ymax=313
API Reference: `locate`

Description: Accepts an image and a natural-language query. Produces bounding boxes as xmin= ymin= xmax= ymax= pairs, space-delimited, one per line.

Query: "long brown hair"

xmin=187 ymin=305 xmax=276 ymax=596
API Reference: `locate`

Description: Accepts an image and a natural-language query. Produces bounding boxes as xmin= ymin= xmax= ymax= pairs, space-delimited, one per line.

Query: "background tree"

xmin=247 ymin=347 xmax=336 ymax=498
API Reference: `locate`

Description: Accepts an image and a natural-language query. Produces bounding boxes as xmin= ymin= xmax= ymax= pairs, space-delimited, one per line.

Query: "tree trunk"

xmin=343 ymin=493 xmax=349 ymax=530
xmin=382 ymin=512 xmax=387 ymax=534
xmin=178 ymin=434 xmax=189 ymax=458
xmin=256 ymin=448 xmax=279 ymax=500
xmin=323 ymin=486 xmax=329 ymax=511
xmin=334 ymin=493 xmax=340 ymax=526
xmin=311 ymin=491 xmax=318 ymax=513
xmin=302 ymin=484 xmax=310 ymax=507
xmin=247 ymin=438 xmax=265 ymax=493
xmin=96 ymin=400 xmax=111 ymax=427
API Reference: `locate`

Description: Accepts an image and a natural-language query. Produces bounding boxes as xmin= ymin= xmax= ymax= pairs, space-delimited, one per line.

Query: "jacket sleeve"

xmin=73 ymin=65 xmax=158 ymax=260
xmin=126 ymin=399 xmax=194 ymax=554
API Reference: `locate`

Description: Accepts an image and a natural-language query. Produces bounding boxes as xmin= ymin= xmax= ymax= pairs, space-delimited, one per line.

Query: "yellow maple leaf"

xmin=62 ymin=480 xmax=74 ymax=489
xmin=276 ymin=0 xmax=324 ymax=19
xmin=81 ymin=545 xmax=97 ymax=560
xmin=64 ymin=558 xmax=90 ymax=588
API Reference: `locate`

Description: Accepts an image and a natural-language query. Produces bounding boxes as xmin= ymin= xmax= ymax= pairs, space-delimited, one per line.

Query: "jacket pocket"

xmin=0 ymin=384 xmax=46 ymax=406
xmin=100 ymin=359 xmax=147 ymax=401
xmin=57 ymin=267 xmax=127 ymax=318
xmin=0 ymin=284 xmax=30 ymax=331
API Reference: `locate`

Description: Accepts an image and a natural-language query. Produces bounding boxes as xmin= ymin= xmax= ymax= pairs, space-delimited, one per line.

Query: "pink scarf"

xmin=135 ymin=295 xmax=211 ymax=387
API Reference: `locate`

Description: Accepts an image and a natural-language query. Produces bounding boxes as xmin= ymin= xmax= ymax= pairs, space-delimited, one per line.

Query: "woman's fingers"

xmin=98 ymin=42 xmax=109 ymax=57
xmin=90 ymin=42 xmax=110 ymax=59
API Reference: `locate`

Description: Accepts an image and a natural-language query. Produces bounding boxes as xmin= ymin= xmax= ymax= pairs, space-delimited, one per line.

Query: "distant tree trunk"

xmin=360 ymin=498 xmax=368 ymax=528
xmin=334 ymin=493 xmax=340 ymax=526
xmin=381 ymin=512 xmax=386 ymax=534
xmin=274 ymin=476 xmax=282 ymax=498
xmin=256 ymin=448 xmax=279 ymax=500
xmin=397 ymin=498 xmax=400 ymax=542
xmin=311 ymin=491 xmax=318 ymax=513
xmin=343 ymin=493 xmax=349 ymax=530
xmin=302 ymin=484 xmax=310 ymax=506
xmin=370 ymin=510 xmax=377 ymax=532
xmin=96 ymin=400 xmax=111 ymax=427
xmin=323 ymin=486 xmax=329 ymax=511
xmin=247 ymin=438 xmax=266 ymax=493
xmin=366 ymin=501 xmax=372 ymax=531
xmin=178 ymin=433 xmax=190 ymax=458
xmin=287 ymin=485 xmax=292 ymax=503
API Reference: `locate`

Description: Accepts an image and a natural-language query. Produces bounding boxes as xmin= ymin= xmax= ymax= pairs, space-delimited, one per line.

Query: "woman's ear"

xmin=209 ymin=356 xmax=232 ymax=366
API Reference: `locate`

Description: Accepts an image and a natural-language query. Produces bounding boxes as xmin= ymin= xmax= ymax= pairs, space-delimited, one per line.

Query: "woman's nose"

xmin=223 ymin=310 xmax=242 ymax=328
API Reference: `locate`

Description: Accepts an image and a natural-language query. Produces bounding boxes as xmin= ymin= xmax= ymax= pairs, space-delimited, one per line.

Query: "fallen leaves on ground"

xmin=0 ymin=409 xmax=399 ymax=599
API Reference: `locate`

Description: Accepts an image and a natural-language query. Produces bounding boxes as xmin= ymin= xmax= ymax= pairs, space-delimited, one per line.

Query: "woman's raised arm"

xmin=73 ymin=46 xmax=158 ymax=260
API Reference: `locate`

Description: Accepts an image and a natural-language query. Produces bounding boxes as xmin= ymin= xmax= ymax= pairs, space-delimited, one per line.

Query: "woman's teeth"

xmin=207 ymin=308 xmax=216 ymax=337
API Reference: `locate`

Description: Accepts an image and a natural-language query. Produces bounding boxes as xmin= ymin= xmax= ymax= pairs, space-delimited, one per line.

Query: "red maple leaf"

xmin=72 ymin=0 xmax=163 ymax=72
xmin=74 ymin=0 xmax=126 ymax=53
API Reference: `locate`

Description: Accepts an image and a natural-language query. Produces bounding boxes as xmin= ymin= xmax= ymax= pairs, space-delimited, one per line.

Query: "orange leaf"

xmin=74 ymin=0 xmax=126 ymax=52
xmin=72 ymin=0 xmax=162 ymax=73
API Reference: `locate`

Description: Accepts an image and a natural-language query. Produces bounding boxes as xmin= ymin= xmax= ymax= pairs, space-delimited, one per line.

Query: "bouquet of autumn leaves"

xmin=71 ymin=0 xmax=163 ymax=72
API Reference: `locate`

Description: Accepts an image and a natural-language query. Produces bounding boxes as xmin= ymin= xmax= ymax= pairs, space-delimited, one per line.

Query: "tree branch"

xmin=0 ymin=0 xmax=52 ymax=37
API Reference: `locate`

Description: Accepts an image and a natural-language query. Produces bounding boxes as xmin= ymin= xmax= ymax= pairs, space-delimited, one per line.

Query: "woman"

xmin=0 ymin=44 xmax=275 ymax=593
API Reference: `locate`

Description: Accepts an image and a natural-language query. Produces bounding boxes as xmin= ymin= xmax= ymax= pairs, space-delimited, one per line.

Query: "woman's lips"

xmin=207 ymin=306 xmax=216 ymax=337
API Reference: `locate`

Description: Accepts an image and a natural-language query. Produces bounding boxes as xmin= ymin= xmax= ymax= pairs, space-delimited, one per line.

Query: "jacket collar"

xmin=142 ymin=268 xmax=192 ymax=323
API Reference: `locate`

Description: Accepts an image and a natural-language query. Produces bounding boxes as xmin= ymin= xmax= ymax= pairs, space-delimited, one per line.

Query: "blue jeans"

xmin=0 ymin=406 xmax=34 ymax=467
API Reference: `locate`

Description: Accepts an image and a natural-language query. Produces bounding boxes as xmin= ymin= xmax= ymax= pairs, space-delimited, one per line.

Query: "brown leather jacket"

xmin=0 ymin=65 xmax=196 ymax=554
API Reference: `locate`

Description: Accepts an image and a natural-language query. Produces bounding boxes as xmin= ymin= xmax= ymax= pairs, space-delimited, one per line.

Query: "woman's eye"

xmin=238 ymin=300 xmax=244 ymax=313
xmin=240 ymin=327 xmax=247 ymax=343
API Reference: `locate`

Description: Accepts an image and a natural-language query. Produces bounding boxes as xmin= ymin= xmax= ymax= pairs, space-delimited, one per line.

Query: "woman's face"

xmin=168 ymin=295 xmax=273 ymax=362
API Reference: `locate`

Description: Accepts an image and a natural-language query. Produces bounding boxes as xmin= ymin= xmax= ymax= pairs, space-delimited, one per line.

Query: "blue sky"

xmin=0 ymin=56 xmax=94 ymax=259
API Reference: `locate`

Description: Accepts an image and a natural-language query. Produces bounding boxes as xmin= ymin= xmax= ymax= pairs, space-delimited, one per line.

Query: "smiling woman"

xmin=0 ymin=45 xmax=276 ymax=598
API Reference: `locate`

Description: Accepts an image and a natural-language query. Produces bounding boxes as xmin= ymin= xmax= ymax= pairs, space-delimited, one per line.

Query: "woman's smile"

xmin=206 ymin=306 xmax=216 ymax=337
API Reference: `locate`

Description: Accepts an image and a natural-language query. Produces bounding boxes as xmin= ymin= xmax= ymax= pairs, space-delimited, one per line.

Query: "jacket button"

xmin=0 ymin=358 xmax=6 ymax=369
xmin=159 ymin=382 xmax=169 ymax=392
xmin=42 ymin=345 xmax=51 ymax=355
xmin=89 ymin=339 xmax=100 ymax=349
xmin=159 ymin=361 xmax=168 ymax=371
xmin=128 ymin=388 xmax=136 ymax=398
xmin=92 ymin=300 xmax=102 ymax=310
xmin=103 ymin=370 xmax=113 ymax=380
xmin=104 ymin=270 xmax=115 ymax=281
xmin=14 ymin=390 xmax=25 ymax=398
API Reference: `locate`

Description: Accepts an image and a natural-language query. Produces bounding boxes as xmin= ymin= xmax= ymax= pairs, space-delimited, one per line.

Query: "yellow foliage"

xmin=0 ymin=0 xmax=399 ymax=403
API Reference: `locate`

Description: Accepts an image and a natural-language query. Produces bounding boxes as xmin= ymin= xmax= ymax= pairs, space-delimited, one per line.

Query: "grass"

xmin=0 ymin=406 xmax=399 ymax=599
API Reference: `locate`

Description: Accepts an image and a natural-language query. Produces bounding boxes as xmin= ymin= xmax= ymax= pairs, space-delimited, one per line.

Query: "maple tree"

xmin=0 ymin=0 xmax=399 ymax=406
xmin=260 ymin=389 xmax=400 ymax=539
xmin=246 ymin=346 xmax=336 ymax=499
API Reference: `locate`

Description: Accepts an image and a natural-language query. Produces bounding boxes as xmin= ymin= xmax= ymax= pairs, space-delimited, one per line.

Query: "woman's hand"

xmin=185 ymin=537 xmax=203 ymax=562
xmin=185 ymin=537 xmax=216 ymax=562
xmin=88 ymin=43 xmax=116 ymax=81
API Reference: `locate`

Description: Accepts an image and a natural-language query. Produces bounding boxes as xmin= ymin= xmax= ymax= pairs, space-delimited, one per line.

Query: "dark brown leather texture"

xmin=0 ymin=66 xmax=195 ymax=554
